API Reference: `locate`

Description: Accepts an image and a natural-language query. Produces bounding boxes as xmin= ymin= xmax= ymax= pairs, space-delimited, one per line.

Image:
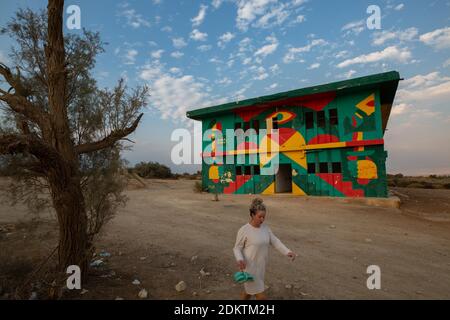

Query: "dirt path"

xmin=1 ymin=179 xmax=450 ymax=299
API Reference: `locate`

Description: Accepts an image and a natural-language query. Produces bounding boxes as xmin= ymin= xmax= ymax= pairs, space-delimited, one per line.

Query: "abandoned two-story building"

xmin=186 ymin=71 xmax=400 ymax=198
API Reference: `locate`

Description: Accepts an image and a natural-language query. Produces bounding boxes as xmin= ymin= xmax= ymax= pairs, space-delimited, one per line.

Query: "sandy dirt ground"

xmin=1 ymin=179 xmax=450 ymax=300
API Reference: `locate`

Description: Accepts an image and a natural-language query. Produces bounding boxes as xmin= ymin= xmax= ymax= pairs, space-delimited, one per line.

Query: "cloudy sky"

xmin=1 ymin=0 xmax=450 ymax=175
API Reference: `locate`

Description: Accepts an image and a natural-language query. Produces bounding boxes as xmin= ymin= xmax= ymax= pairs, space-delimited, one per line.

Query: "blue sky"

xmin=1 ymin=0 xmax=450 ymax=175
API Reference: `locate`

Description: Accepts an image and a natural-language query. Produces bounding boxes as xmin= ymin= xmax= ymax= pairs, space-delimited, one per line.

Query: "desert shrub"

xmin=133 ymin=161 xmax=172 ymax=179
xmin=193 ymin=181 xmax=204 ymax=193
xmin=443 ymin=183 xmax=450 ymax=189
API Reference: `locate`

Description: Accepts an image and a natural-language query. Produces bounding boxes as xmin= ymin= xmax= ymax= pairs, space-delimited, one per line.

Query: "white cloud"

xmin=338 ymin=69 xmax=356 ymax=79
xmin=252 ymin=66 xmax=269 ymax=80
xmin=267 ymin=83 xmax=278 ymax=90
xmin=341 ymin=20 xmax=365 ymax=36
xmin=444 ymin=59 xmax=450 ymax=68
xmin=151 ymin=49 xmax=164 ymax=59
xmin=236 ymin=0 xmax=277 ymax=30
xmin=119 ymin=8 xmax=151 ymax=28
xmin=161 ymin=26 xmax=172 ymax=32
xmin=190 ymin=29 xmax=208 ymax=41
xmin=197 ymin=45 xmax=212 ymax=52
xmin=283 ymin=39 xmax=327 ymax=63
xmin=254 ymin=36 xmax=278 ymax=58
xmin=218 ymin=32 xmax=235 ymax=48
xmin=337 ymin=46 xmax=412 ymax=68
xmin=419 ymin=27 xmax=450 ymax=49
xmin=372 ymin=27 xmax=418 ymax=46
xmin=394 ymin=3 xmax=404 ymax=11
xmin=171 ymin=51 xmax=184 ymax=59
xmin=212 ymin=0 xmax=223 ymax=9
xmin=216 ymin=77 xmax=232 ymax=85
xmin=307 ymin=62 xmax=320 ymax=70
xmin=335 ymin=50 xmax=350 ymax=59
xmin=254 ymin=3 xmax=289 ymax=28
xmin=294 ymin=15 xmax=305 ymax=23
xmin=169 ymin=67 xmax=182 ymax=75
xmin=391 ymin=103 xmax=410 ymax=115
xmin=398 ymin=72 xmax=450 ymax=102
xmin=138 ymin=63 xmax=223 ymax=123
xmin=269 ymin=64 xmax=280 ymax=74
xmin=172 ymin=37 xmax=187 ymax=49
xmin=191 ymin=5 xmax=208 ymax=27
xmin=242 ymin=57 xmax=252 ymax=65
xmin=402 ymin=72 xmax=450 ymax=89
xmin=124 ymin=49 xmax=138 ymax=64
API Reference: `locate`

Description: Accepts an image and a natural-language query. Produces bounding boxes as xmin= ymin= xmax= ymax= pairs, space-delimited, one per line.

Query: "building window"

xmin=236 ymin=166 xmax=243 ymax=175
xmin=253 ymin=165 xmax=260 ymax=175
xmin=329 ymin=109 xmax=338 ymax=126
xmin=272 ymin=117 xmax=279 ymax=129
xmin=307 ymin=163 xmax=316 ymax=174
xmin=319 ymin=162 xmax=329 ymax=173
xmin=244 ymin=122 xmax=250 ymax=131
xmin=305 ymin=112 xmax=314 ymax=129
xmin=332 ymin=162 xmax=342 ymax=173
xmin=244 ymin=166 xmax=252 ymax=175
xmin=252 ymin=120 xmax=259 ymax=134
xmin=317 ymin=111 xmax=326 ymax=128
xmin=234 ymin=122 xmax=242 ymax=130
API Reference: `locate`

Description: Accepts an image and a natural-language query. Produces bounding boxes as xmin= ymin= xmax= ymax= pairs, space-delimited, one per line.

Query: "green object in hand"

xmin=233 ymin=271 xmax=254 ymax=283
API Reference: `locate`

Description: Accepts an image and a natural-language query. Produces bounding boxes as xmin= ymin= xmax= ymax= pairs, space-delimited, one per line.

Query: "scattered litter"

xmin=80 ymin=289 xmax=89 ymax=295
xmin=29 ymin=292 xmax=38 ymax=300
xmin=90 ymin=259 xmax=103 ymax=267
xmin=175 ymin=281 xmax=187 ymax=292
xmin=132 ymin=279 xmax=141 ymax=285
xmin=140 ymin=257 xmax=147 ymax=261
xmin=329 ymin=225 xmax=336 ymax=229
xmin=138 ymin=289 xmax=148 ymax=299
xmin=300 ymin=292 xmax=309 ymax=296
xmin=365 ymin=238 xmax=373 ymax=243
xmin=191 ymin=255 xmax=198 ymax=263
xmin=200 ymin=268 xmax=211 ymax=277
xmin=99 ymin=251 xmax=111 ymax=258
xmin=192 ymin=291 xmax=198 ymax=297
xmin=115 ymin=297 xmax=124 ymax=300
xmin=285 ymin=284 xmax=292 ymax=289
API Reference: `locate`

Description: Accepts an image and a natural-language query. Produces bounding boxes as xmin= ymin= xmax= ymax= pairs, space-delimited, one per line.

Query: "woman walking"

xmin=233 ymin=198 xmax=296 ymax=300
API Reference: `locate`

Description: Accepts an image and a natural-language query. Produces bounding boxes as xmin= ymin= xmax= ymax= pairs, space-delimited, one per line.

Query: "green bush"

xmin=133 ymin=161 xmax=172 ymax=179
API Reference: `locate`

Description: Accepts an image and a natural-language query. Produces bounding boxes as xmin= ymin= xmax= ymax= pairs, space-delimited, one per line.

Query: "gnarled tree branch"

xmin=75 ymin=113 xmax=143 ymax=154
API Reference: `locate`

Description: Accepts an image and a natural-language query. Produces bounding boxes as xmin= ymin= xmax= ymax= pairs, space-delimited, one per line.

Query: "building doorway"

xmin=275 ymin=164 xmax=292 ymax=193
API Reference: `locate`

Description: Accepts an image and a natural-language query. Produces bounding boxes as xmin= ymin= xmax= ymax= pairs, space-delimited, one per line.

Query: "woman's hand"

xmin=237 ymin=260 xmax=246 ymax=271
xmin=287 ymin=252 xmax=297 ymax=261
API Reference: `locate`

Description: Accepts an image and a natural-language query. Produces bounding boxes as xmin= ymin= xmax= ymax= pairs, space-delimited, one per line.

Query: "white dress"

xmin=233 ymin=223 xmax=291 ymax=295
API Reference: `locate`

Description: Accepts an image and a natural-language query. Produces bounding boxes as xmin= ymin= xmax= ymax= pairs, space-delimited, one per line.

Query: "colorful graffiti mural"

xmin=187 ymin=72 xmax=400 ymax=198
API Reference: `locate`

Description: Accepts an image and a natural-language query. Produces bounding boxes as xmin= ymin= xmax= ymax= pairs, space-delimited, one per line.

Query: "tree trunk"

xmin=48 ymin=166 xmax=89 ymax=275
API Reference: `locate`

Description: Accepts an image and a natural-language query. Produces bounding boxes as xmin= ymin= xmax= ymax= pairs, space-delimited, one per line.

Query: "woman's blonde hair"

xmin=249 ymin=198 xmax=266 ymax=216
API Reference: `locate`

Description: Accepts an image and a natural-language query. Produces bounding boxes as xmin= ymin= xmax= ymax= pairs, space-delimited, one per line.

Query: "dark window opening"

xmin=244 ymin=166 xmax=252 ymax=175
xmin=272 ymin=117 xmax=279 ymax=129
xmin=317 ymin=111 xmax=326 ymax=128
xmin=234 ymin=122 xmax=242 ymax=130
xmin=306 ymin=112 xmax=314 ymax=129
xmin=329 ymin=109 xmax=338 ymax=126
xmin=319 ymin=162 xmax=329 ymax=173
xmin=252 ymin=120 xmax=260 ymax=134
xmin=236 ymin=166 xmax=243 ymax=175
xmin=332 ymin=162 xmax=342 ymax=173
xmin=253 ymin=165 xmax=260 ymax=175
xmin=307 ymin=163 xmax=316 ymax=174
xmin=244 ymin=122 xmax=250 ymax=131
